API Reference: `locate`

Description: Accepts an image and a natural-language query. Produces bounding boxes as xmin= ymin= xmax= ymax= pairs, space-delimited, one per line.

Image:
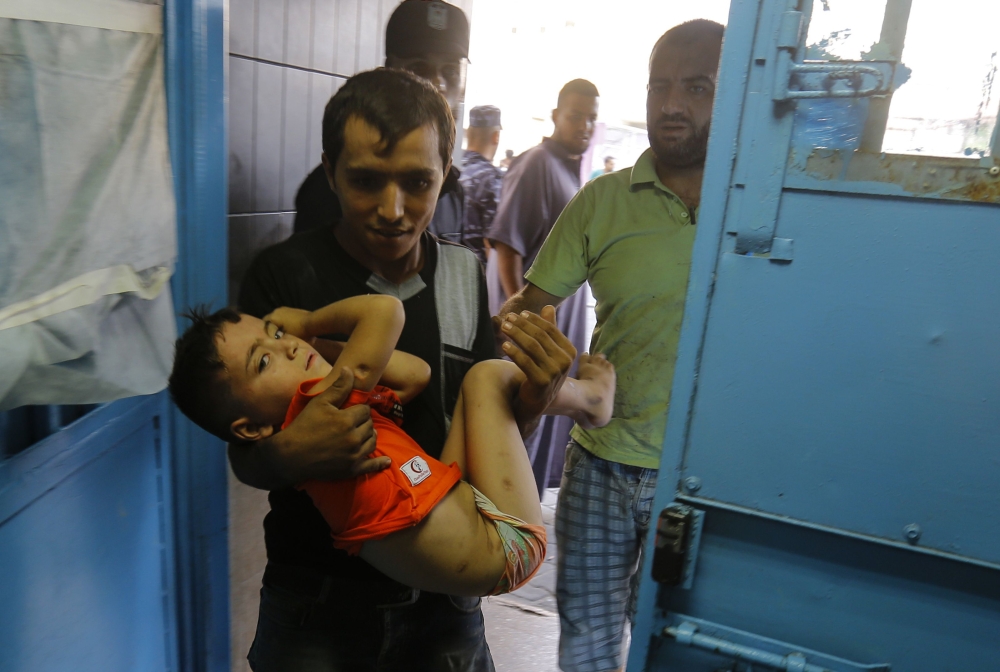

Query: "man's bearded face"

xmin=645 ymin=33 xmax=721 ymax=170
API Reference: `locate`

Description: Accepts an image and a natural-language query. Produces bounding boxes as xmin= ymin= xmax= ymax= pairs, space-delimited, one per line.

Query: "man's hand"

xmin=499 ymin=306 xmax=577 ymax=435
xmin=228 ymin=367 xmax=389 ymax=490
xmin=264 ymin=306 xmax=314 ymax=339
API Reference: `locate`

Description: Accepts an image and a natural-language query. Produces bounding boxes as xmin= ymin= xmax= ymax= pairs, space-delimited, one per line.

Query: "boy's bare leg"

xmin=441 ymin=360 xmax=542 ymax=526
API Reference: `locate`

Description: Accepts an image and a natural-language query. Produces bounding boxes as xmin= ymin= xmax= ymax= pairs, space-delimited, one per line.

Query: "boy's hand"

xmin=264 ymin=306 xmax=314 ymax=339
xmin=500 ymin=306 xmax=576 ymax=435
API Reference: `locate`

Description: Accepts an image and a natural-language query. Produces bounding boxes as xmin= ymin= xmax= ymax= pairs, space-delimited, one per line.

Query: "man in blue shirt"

xmin=460 ymin=105 xmax=503 ymax=264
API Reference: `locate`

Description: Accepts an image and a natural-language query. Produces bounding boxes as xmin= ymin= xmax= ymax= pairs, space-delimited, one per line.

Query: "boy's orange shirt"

xmin=282 ymin=379 xmax=461 ymax=555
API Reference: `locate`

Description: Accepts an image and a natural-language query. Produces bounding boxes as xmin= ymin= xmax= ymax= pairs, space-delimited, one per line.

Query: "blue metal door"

xmin=631 ymin=1 xmax=1000 ymax=670
xmin=0 ymin=1 xmax=227 ymax=671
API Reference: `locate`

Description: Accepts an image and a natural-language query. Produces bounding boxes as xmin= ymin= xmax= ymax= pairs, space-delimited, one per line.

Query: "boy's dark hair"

xmin=557 ymin=78 xmax=600 ymax=108
xmin=321 ymin=68 xmax=455 ymax=175
xmin=168 ymin=306 xmax=244 ymax=442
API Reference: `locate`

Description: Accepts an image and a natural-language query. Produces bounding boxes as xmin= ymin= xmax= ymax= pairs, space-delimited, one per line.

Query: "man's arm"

xmin=227 ymin=368 xmax=386 ymax=490
xmin=499 ymin=282 xmax=567 ymax=320
xmin=494 ymin=241 xmax=525 ymax=299
xmin=494 ymin=282 xmax=568 ymax=349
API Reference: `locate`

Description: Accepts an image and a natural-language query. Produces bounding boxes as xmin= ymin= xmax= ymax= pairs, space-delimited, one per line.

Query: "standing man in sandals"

xmin=497 ymin=20 xmax=724 ymax=672
xmin=235 ymin=69 xmax=573 ymax=671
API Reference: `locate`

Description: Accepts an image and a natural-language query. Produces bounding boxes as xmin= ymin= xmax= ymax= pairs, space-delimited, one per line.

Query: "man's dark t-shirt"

xmin=293 ymin=164 xmax=466 ymax=245
xmin=238 ymin=227 xmax=494 ymax=580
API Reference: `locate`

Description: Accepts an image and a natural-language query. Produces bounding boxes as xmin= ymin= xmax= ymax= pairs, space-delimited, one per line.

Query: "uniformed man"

xmin=459 ymin=105 xmax=503 ymax=264
xmin=292 ymin=0 xmax=470 ymax=242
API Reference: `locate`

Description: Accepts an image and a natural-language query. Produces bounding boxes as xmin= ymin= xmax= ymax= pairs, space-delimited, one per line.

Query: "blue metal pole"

xmin=164 ymin=0 xmax=229 ymax=670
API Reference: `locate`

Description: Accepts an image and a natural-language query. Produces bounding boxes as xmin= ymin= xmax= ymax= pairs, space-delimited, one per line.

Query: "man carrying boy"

xmin=235 ymin=68 xmax=573 ymax=671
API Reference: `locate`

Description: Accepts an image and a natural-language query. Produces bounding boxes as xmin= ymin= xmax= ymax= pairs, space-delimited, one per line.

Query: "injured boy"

xmin=168 ymin=295 xmax=615 ymax=597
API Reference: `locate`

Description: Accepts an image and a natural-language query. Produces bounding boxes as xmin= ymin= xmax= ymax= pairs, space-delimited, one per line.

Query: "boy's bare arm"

xmin=266 ymin=295 xmax=405 ymax=392
xmin=227 ymin=368 xmax=387 ymax=490
xmin=314 ymin=338 xmax=430 ymax=404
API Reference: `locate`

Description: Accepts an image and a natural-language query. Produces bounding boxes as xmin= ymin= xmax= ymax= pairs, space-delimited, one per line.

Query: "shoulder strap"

xmin=433 ymin=241 xmax=480 ymax=352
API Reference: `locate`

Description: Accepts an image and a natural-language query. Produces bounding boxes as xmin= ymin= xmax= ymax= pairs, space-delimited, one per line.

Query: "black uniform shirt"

xmin=238 ymin=228 xmax=494 ymax=577
xmin=459 ymin=150 xmax=502 ymax=264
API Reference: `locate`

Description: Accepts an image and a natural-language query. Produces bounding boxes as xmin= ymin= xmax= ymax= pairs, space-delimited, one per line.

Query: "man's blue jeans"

xmin=247 ymin=565 xmax=495 ymax=672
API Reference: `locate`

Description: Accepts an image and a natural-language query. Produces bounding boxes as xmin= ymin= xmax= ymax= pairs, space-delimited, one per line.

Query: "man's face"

xmin=551 ymin=93 xmax=599 ymax=156
xmin=604 ymin=158 xmax=615 ymax=172
xmin=387 ymin=53 xmax=467 ymax=116
xmin=324 ymin=116 xmax=446 ymax=265
xmin=646 ymin=33 xmax=721 ymax=168
xmin=217 ymin=315 xmax=332 ymax=430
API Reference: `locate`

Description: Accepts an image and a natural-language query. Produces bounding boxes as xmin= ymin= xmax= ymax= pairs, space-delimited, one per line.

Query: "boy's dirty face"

xmin=216 ymin=314 xmax=332 ymax=429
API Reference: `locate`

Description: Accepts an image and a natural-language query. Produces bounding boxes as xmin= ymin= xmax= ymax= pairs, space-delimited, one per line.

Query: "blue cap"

xmin=469 ymin=105 xmax=501 ymax=128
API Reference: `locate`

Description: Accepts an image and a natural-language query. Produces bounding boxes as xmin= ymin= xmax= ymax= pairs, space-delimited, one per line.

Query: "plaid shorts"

xmin=556 ymin=441 xmax=658 ymax=672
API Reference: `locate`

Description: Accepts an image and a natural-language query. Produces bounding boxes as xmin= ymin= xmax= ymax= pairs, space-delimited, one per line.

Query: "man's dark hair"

xmin=557 ymin=78 xmax=600 ymax=108
xmin=322 ymin=68 xmax=455 ymax=174
xmin=650 ymin=19 xmax=725 ymax=67
xmin=168 ymin=305 xmax=244 ymax=442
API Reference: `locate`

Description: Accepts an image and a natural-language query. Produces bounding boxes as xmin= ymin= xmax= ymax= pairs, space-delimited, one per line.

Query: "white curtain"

xmin=0 ymin=0 xmax=177 ymax=409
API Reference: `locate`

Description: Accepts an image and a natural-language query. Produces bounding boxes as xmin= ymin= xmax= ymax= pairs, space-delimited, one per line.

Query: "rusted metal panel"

xmin=791 ymin=149 xmax=1000 ymax=203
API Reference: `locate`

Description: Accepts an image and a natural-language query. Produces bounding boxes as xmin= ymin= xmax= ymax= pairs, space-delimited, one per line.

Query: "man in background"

xmin=590 ymin=155 xmax=615 ymax=180
xmin=293 ymin=0 xmax=470 ymax=242
xmin=497 ymin=21 xmax=724 ymax=671
xmin=487 ymin=78 xmax=599 ymax=493
xmin=460 ymin=105 xmax=503 ymax=264
xmin=499 ymin=148 xmax=514 ymax=172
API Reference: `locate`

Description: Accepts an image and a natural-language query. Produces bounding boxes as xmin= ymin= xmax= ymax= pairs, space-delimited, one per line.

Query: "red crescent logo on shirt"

xmin=400 ymin=456 xmax=432 ymax=486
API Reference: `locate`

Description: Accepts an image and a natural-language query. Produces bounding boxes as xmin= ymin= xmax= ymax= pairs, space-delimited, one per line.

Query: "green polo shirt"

xmin=525 ymin=148 xmax=696 ymax=469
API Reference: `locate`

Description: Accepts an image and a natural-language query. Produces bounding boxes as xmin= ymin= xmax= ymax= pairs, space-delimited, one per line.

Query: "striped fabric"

xmin=555 ymin=441 xmax=658 ymax=672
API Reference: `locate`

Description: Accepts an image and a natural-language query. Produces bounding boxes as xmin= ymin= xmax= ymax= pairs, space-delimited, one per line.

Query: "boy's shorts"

xmin=285 ymin=380 xmax=462 ymax=555
xmin=470 ymin=485 xmax=548 ymax=595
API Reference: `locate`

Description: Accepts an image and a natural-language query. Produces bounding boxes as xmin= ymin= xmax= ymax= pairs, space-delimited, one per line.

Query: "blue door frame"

xmin=165 ymin=0 xmax=230 ymax=670
xmin=0 ymin=2 xmax=228 ymax=671
xmin=631 ymin=0 xmax=1000 ymax=669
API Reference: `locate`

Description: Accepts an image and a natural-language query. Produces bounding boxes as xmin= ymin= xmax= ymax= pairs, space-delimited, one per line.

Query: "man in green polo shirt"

xmin=497 ymin=20 xmax=724 ymax=672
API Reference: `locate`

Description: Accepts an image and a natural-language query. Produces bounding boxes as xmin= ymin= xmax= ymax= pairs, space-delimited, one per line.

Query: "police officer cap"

xmin=386 ymin=1 xmax=470 ymax=60
xmin=469 ymin=105 xmax=501 ymax=128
